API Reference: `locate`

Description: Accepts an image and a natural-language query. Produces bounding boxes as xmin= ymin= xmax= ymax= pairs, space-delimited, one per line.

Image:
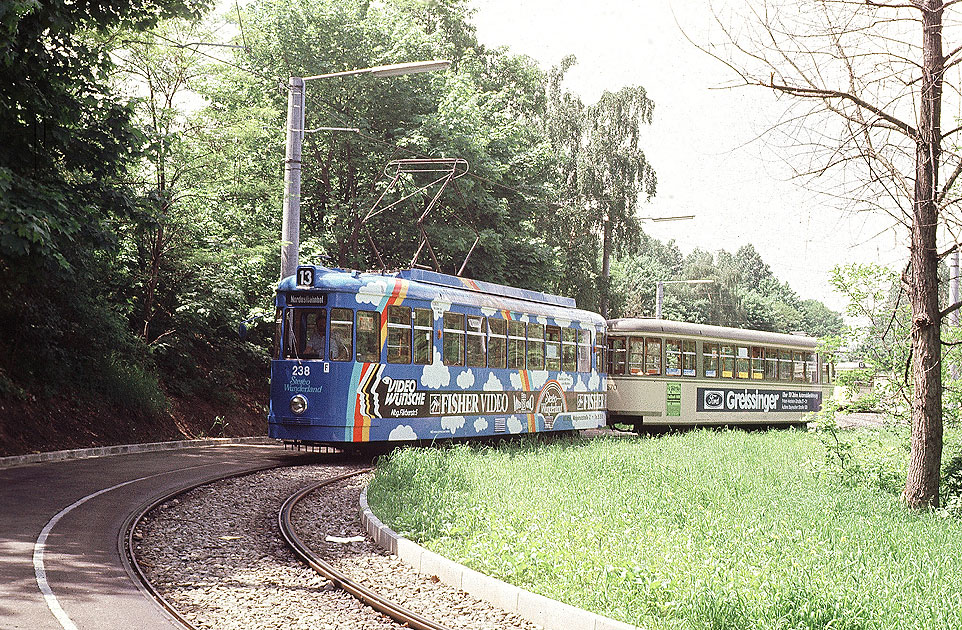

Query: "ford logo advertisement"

xmin=696 ymin=387 xmax=822 ymax=413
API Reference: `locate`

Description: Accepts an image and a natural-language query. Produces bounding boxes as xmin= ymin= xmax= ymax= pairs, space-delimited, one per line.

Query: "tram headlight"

xmin=289 ymin=394 xmax=308 ymax=415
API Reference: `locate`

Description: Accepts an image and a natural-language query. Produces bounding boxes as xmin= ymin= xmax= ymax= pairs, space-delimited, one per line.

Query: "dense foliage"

xmin=0 ymin=0 xmax=841 ymax=422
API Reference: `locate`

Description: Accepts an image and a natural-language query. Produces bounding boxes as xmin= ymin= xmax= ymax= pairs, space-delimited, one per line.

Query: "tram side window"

xmin=805 ymin=352 xmax=818 ymax=383
xmin=413 ymin=308 xmax=433 ymax=364
xmin=628 ymin=337 xmax=645 ymax=374
xmin=595 ymin=332 xmax=607 ymax=373
xmin=562 ymin=328 xmax=578 ymax=372
xmin=466 ymin=315 xmax=486 ymax=367
xmin=508 ymin=320 xmax=526 ymax=369
xmin=778 ymin=349 xmax=792 ymax=381
xmin=645 ymin=338 xmax=662 ymax=375
xmin=528 ymin=323 xmax=545 ymax=370
xmin=751 ymin=347 xmax=764 ymax=380
xmin=387 ymin=306 xmax=411 ymax=364
xmin=608 ymin=336 xmax=627 ymax=375
xmin=546 ymin=325 xmax=562 ymax=371
xmin=682 ymin=340 xmax=696 ymax=376
xmin=721 ymin=344 xmax=736 ymax=378
xmin=765 ymin=348 xmax=779 ymax=380
xmin=704 ymin=343 xmax=719 ymax=377
xmin=443 ymin=312 xmax=465 ymax=367
xmin=666 ymin=339 xmax=682 ymax=376
xmin=488 ymin=319 xmax=507 ymax=369
xmin=578 ymin=329 xmax=591 ymax=372
xmin=330 ymin=308 xmax=354 ymax=362
xmin=736 ymin=346 xmax=750 ymax=379
xmin=356 ymin=311 xmax=380 ymax=363
xmin=793 ymin=351 xmax=805 ymax=382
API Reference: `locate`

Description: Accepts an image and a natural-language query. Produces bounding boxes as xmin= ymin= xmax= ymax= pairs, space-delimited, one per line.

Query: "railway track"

xmin=277 ymin=470 xmax=455 ymax=630
xmin=128 ymin=460 xmax=530 ymax=629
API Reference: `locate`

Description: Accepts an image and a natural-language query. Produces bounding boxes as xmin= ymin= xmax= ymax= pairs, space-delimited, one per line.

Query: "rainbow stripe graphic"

xmin=347 ymin=278 xmax=408 ymax=442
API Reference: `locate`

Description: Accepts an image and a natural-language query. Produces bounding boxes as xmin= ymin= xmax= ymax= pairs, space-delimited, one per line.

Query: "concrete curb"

xmin=359 ymin=487 xmax=640 ymax=630
xmin=0 ymin=436 xmax=279 ymax=470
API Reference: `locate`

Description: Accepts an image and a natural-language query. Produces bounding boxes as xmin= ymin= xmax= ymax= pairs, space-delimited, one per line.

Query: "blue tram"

xmin=269 ymin=265 xmax=608 ymax=445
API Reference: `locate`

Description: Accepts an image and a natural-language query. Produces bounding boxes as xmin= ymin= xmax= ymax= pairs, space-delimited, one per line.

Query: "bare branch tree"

xmin=698 ymin=0 xmax=958 ymax=508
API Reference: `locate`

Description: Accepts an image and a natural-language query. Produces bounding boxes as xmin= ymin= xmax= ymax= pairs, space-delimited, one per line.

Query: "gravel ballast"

xmin=135 ymin=463 xmax=541 ymax=630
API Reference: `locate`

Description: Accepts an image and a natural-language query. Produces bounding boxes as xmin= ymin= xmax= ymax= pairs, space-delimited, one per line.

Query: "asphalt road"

xmin=0 ymin=443 xmax=318 ymax=630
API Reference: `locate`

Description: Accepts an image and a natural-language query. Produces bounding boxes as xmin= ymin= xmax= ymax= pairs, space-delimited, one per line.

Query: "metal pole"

xmin=280 ymin=77 xmax=305 ymax=280
xmin=656 ymin=281 xmax=664 ymax=319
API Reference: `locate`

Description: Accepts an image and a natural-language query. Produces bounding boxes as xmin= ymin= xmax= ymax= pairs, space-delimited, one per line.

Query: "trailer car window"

xmin=751 ymin=347 xmax=764 ymax=380
xmin=765 ymin=348 xmax=778 ymax=380
xmin=666 ymin=339 xmax=682 ymax=376
xmin=595 ymin=332 xmax=607 ymax=373
xmin=793 ymin=351 xmax=805 ymax=382
xmin=645 ymin=338 xmax=662 ymax=375
xmin=721 ymin=344 xmax=735 ymax=378
xmin=703 ymin=343 xmax=719 ymax=378
xmin=608 ymin=336 xmax=626 ymax=375
xmin=736 ymin=346 xmax=750 ymax=379
xmin=628 ymin=337 xmax=644 ymax=374
xmin=682 ymin=340 xmax=696 ymax=376
xmin=779 ymin=350 xmax=792 ymax=381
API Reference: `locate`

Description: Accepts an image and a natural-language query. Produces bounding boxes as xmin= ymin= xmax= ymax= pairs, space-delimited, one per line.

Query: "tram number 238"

xmin=296 ymin=267 xmax=315 ymax=287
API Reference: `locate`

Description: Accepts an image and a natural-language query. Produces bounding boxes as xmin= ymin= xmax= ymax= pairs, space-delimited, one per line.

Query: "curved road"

xmin=0 ymin=443 xmax=320 ymax=629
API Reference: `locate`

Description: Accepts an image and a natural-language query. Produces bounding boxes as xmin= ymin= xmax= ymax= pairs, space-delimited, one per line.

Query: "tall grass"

xmin=368 ymin=431 xmax=962 ymax=630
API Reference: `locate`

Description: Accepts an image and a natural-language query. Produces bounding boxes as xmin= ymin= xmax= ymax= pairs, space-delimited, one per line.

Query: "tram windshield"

xmin=284 ymin=308 xmax=326 ymax=359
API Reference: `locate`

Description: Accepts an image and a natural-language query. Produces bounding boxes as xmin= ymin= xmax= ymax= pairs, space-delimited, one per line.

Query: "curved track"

xmin=0 ymin=443 xmax=321 ymax=629
xmin=278 ymin=472 xmax=455 ymax=630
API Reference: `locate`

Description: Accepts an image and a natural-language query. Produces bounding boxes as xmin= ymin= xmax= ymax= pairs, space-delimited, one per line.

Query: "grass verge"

xmin=367 ymin=429 xmax=962 ymax=630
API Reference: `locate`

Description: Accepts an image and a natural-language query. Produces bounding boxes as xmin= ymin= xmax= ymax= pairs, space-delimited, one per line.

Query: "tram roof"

xmin=607 ymin=318 xmax=819 ymax=349
xmin=279 ymin=265 xmax=601 ymax=322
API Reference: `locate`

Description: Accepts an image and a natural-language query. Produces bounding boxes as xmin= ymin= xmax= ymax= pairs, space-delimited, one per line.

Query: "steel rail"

xmin=278 ymin=471 xmax=456 ymax=630
xmin=121 ymin=461 xmax=304 ymax=630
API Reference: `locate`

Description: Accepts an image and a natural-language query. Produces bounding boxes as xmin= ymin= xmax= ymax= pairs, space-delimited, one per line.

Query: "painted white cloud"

xmin=473 ymin=417 xmax=489 ymax=432
xmin=431 ymin=298 xmax=451 ymax=320
xmin=483 ymin=372 xmax=504 ymax=391
xmin=556 ymin=373 xmax=574 ymax=389
xmin=389 ymin=425 xmax=418 ymax=441
xmin=356 ymin=279 xmax=389 ymax=305
xmin=456 ymin=369 xmax=475 ymax=389
xmin=519 ymin=313 xmax=530 ymax=323
xmin=507 ymin=415 xmax=524 ymax=434
xmin=481 ymin=306 xmax=497 ymax=316
xmin=588 ymin=370 xmax=600 ymax=390
xmin=536 ymin=315 xmax=547 ymax=325
xmin=441 ymin=415 xmax=465 ymax=435
xmin=510 ymin=372 xmax=523 ymax=390
xmin=554 ymin=317 xmax=571 ymax=328
xmin=572 ymin=375 xmax=587 ymax=392
xmin=529 ymin=370 xmax=549 ymax=389
xmin=421 ymin=349 xmax=450 ymax=388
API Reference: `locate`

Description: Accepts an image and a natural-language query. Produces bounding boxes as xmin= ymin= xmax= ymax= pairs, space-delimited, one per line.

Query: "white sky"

xmin=470 ymin=0 xmax=911 ymax=312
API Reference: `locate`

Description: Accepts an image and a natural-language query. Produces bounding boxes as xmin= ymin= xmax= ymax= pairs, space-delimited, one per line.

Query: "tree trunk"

xmin=903 ymin=0 xmax=945 ymax=509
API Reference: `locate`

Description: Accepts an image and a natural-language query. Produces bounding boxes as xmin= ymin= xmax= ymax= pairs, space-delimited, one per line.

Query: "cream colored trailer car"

xmin=606 ymin=319 xmax=833 ymax=430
